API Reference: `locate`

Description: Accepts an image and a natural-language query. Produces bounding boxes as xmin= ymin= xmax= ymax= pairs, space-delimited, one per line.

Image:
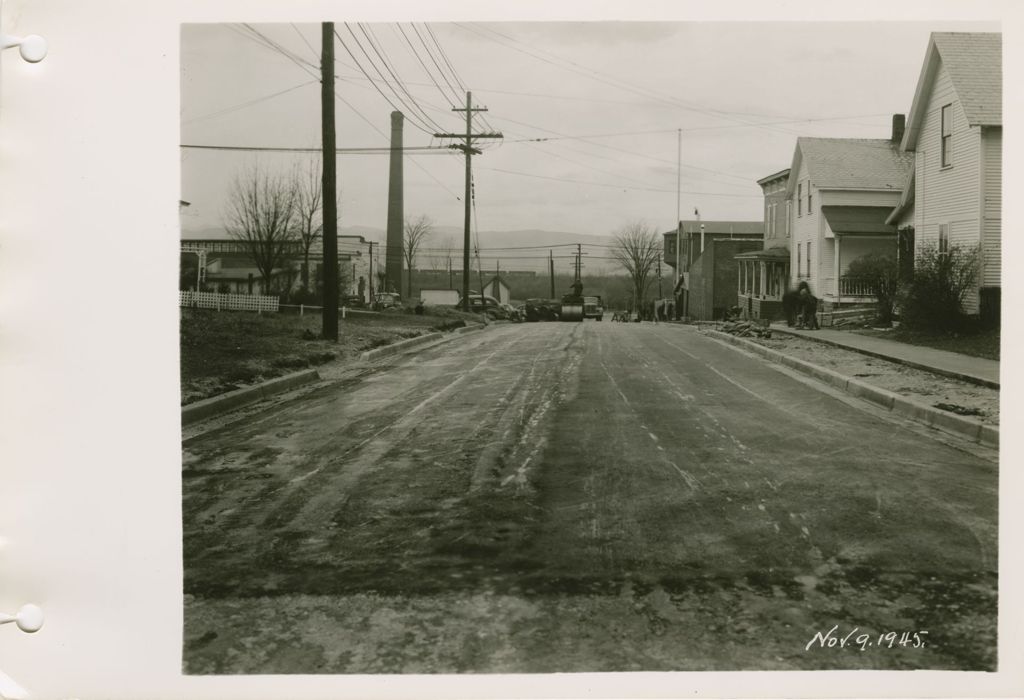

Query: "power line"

xmin=410 ymin=23 xmax=464 ymax=107
xmin=179 ymin=143 xmax=453 ymax=154
xmin=394 ymin=23 xmax=458 ymax=110
xmin=183 ymin=80 xmax=317 ymax=124
xmin=290 ymin=23 xmax=319 ymax=62
xmin=454 ymin=22 xmax=803 ymax=138
xmin=334 ymin=26 xmax=437 ymax=135
xmin=495 ymin=114 xmax=755 ymax=186
xmin=478 ymin=166 xmax=760 ymax=198
xmin=356 ymin=23 xmax=446 ymax=133
xmin=235 ymin=24 xmax=320 ymax=81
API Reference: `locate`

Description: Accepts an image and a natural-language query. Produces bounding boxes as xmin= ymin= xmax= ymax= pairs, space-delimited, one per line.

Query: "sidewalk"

xmin=769 ymin=324 xmax=999 ymax=389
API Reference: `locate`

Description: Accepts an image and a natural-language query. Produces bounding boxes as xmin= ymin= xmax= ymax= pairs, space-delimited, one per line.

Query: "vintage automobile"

xmin=582 ymin=295 xmax=604 ymax=321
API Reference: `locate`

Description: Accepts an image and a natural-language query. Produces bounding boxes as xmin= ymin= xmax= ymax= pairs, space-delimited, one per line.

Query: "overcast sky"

xmin=180 ymin=20 xmax=998 ymax=238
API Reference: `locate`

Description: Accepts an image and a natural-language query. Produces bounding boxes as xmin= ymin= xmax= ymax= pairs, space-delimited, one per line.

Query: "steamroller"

xmin=559 ymin=294 xmax=584 ymax=322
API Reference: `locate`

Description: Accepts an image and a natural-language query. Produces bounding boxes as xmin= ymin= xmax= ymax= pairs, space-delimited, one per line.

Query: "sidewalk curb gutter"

xmin=452 ymin=323 xmax=486 ymax=335
xmin=183 ymin=324 xmax=488 ymax=427
xmin=359 ymin=322 xmax=488 ymax=360
xmin=705 ymin=329 xmax=997 ymax=448
xmin=359 ymin=332 xmax=443 ymax=361
xmin=770 ymin=326 xmax=999 ymax=390
xmin=181 ymin=368 xmax=321 ymax=426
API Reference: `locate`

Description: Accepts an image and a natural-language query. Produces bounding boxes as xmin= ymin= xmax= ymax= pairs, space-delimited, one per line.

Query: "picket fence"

xmin=179 ymin=290 xmax=280 ymax=313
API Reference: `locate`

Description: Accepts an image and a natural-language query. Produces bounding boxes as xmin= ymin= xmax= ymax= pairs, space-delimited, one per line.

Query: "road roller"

xmin=559 ymin=294 xmax=584 ymax=322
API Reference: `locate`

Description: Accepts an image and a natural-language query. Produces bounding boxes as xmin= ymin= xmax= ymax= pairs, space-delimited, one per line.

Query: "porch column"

xmin=737 ymin=261 xmax=743 ymax=296
xmin=834 ymin=234 xmax=842 ymax=301
xmin=760 ymin=262 xmax=767 ymax=297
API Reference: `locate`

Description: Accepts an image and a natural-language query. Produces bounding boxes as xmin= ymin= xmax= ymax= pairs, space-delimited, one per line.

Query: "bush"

xmin=899 ymin=243 xmax=980 ymax=332
xmin=844 ymin=254 xmax=899 ymax=326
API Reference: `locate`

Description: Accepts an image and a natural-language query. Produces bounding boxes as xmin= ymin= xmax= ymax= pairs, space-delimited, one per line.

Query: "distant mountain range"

xmin=181 ymin=224 xmax=623 ymax=274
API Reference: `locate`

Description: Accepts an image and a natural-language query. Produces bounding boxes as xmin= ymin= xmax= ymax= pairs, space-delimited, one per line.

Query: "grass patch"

xmin=852 ymin=326 xmax=1000 ymax=361
xmin=180 ymin=307 xmax=481 ymax=405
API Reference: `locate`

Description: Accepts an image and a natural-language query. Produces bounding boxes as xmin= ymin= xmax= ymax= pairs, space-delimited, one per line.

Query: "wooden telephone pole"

xmin=320 ymin=22 xmax=338 ymax=340
xmin=434 ymin=92 xmax=502 ymax=311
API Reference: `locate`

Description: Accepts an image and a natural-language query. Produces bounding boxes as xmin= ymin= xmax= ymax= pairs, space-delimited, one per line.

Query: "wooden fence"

xmin=179 ymin=290 xmax=280 ymax=313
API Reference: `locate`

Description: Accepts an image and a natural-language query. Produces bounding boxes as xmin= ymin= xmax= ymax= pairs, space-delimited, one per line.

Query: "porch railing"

xmin=839 ymin=276 xmax=874 ymax=297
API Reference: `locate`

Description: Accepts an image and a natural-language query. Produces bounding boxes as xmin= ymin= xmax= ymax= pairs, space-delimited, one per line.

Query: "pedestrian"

xmin=570 ymin=278 xmax=583 ymax=298
xmin=414 ymin=300 xmax=425 ymax=316
xmin=797 ymin=281 xmax=819 ymax=330
xmin=358 ymin=276 xmax=366 ymax=304
xmin=782 ymin=286 xmax=800 ymax=327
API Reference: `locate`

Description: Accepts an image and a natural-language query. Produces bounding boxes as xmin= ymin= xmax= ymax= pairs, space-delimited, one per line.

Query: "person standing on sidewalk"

xmin=796 ymin=281 xmax=819 ymax=330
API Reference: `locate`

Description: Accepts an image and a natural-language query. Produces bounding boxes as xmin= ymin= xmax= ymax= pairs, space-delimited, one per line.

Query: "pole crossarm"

xmin=438 ymin=91 xmax=505 ymax=312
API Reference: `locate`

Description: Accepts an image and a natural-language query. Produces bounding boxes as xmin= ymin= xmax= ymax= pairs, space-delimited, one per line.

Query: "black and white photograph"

xmin=3 ymin=2 xmax=1023 ymax=698
xmin=179 ymin=20 xmax=1001 ymax=674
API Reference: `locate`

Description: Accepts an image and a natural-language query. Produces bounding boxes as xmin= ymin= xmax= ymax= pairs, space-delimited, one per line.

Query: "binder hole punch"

xmin=0 ymin=34 xmax=47 ymax=63
xmin=0 ymin=604 xmax=43 ymax=634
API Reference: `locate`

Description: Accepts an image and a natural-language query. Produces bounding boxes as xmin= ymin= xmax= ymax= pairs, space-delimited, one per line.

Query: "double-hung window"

xmin=797 ymin=184 xmax=803 ymax=215
xmin=938 ymin=223 xmax=950 ymax=255
xmin=941 ymin=104 xmax=953 ymax=167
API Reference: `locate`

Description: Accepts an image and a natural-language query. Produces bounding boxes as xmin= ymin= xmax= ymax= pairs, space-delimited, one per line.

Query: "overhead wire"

xmin=454 ymin=22 xmax=806 ymax=138
xmin=357 ymin=23 xmax=447 ymax=133
xmin=335 ymin=25 xmax=437 ymax=135
xmin=183 ymin=80 xmax=318 ymax=124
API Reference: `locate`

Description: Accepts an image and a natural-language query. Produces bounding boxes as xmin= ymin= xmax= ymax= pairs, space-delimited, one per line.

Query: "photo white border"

xmin=1 ymin=1 xmax=1021 ymax=698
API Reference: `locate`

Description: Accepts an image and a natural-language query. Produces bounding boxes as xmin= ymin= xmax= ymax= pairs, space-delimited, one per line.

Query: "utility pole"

xmin=320 ymin=22 xmax=339 ymax=340
xmin=434 ymin=91 xmax=502 ymax=311
xmin=549 ymin=249 xmax=555 ymax=298
xmin=447 ymin=256 xmax=453 ymax=290
xmin=575 ymin=243 xmax=582 ymax=280
xmin=368 ymin=241 xmax=376 ymax=301
xmin=676 ymin=128 xmax=682 ymax=318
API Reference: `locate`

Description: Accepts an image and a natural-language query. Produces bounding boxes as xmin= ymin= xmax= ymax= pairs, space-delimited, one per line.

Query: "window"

xmin=786 ymin=201 xmax=791 ymax=236
xmin=938 ymin=223 xmax=949 ymax=255
xmin=806 ymin=241 xmax=812 ymax=277
xmin=807 ymin=182 xmax=812 ymax=213
xmin=797 ymin=242 xmax=802 ymax=276
xmin=941 ymin=104 xmax=952 ymax=167
xmin=797 ymin=183 xmax=803 ymax=215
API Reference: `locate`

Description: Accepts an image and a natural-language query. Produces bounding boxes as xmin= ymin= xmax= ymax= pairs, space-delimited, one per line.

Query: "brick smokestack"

xmin=891 ymin=113 xmax=906 ymax=143
xmin=385 ymin=111 xmax=404 ymax=295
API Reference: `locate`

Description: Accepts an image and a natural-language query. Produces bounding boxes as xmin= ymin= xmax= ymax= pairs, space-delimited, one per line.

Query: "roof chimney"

xmin=892 ymin=113 xmax=906 ymax=143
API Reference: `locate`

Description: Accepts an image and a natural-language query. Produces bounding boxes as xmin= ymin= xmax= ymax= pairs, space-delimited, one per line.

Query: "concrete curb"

xmin=181 ymin=368 xmax=321 ymax=426
xmin=704 ymin=329 xmax=997 ymax=448
xmin=358 ymin=322 xmax=488 ymax=360
xmin=359 ymin=332 xmax=443 ymax=360
xmin=452 ymin=323 xmax=486 ymax=335
xmin=183 ymin=324 xmax=489 ymax=426
xmin=769 ymin=326 xmax=999 ymax=389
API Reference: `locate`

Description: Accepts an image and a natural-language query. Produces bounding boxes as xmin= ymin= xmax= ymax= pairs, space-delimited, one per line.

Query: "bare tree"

xmin=225 ymin=165 xmax=299 ymax=294
xmin=611 ymin=221 xmax=662 ymax=313
xmin=403 ymin=214 xmax=433 ymax=297
xmin=293 ymin=158 xmax=323 ymax=293
xmin=428 ymin=234 xmax=455 ymax=273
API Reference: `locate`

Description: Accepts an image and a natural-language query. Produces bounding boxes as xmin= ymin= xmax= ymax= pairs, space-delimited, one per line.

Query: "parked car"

xmin=500 ymin=303 xmax=522 ymax=322
xmin=341 ymin=294 xmax=365 ymax=308
xmin=524 ymin=298 xmax=560 ymax=322
xmin=374 ymin=292 xmax=401 ymax=309
xmin=456 ymin=293 xmax=505 ymax=316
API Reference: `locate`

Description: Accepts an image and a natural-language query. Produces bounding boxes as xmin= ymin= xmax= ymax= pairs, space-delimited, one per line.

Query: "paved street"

xmin=182 ymin=322 xmax=997 ymax=673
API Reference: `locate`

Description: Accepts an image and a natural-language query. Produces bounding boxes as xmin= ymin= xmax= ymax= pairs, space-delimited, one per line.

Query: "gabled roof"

xmin=902 ymin=32 xmax=1002 ymax=150
xmin=756 ymin=168 xmax=790 ymax=187
xmin=885 ymin=169 xmax=916 ymax=225
xmin=786 ymin=138 xmax=913 ymax=196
